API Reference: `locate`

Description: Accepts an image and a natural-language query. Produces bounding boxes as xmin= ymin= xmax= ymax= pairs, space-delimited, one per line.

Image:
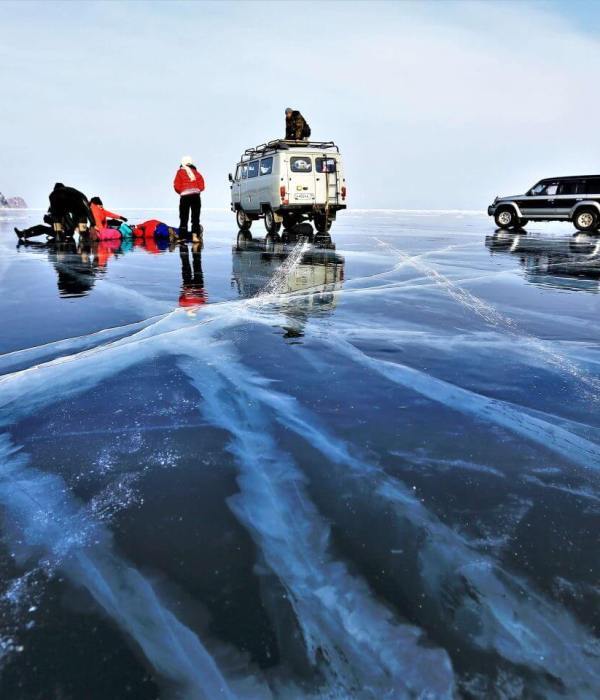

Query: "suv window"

xmin=260 ymin=157 xmax=273 ymax=176
xmin=530 ymin=181 xmax=558 ymax=196
xmin=316 ymin=157 xmax=336 ymax=173
xmin=235 ymin=165 xmax=241 ymax=181
xmin=241 ymin=164 xmax=248 ymax=180
xmin=585 ymin=178 xmax=600 ymax=194
xmin=291 ymin=156 xmax=312 ymax=173
xmin=557 ymin=180 xmax=585 ymax=195
xmin=248 ymin=160 xmax=259 ymax=178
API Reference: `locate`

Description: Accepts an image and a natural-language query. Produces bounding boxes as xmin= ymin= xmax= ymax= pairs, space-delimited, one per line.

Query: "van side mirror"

xmin=228 ymin=173 xmax=233 ymax=182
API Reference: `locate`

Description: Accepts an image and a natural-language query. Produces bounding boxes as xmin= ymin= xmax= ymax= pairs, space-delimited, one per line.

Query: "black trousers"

xmin=179 ymin=194 xmax=201 ymax=233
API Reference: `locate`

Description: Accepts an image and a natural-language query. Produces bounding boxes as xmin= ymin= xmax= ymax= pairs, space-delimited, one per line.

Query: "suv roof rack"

xmin=242 ymin=139 xmax=339 ymax=159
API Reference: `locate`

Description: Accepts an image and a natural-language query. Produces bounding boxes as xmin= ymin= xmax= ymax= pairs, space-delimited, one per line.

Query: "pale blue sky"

xmin=1 ymin=0 xmax=599 ymax=210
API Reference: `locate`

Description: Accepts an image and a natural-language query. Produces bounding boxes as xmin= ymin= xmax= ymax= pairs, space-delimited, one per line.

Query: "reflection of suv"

xmin=228 ymin=139 xmax=347 ymax=236
xmin=488 ymin=175 xmax=600 ymax=231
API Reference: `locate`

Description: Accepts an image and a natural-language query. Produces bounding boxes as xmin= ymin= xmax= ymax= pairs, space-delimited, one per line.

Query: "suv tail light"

xmin=280 ymin=185 xmax=288 ymax=205
xmin=341 ymin=186 xmax=347 ymax=200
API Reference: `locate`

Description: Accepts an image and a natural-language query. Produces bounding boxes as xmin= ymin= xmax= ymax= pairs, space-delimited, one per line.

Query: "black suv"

xmin=488 ymin=175 xmax=600 ymax=232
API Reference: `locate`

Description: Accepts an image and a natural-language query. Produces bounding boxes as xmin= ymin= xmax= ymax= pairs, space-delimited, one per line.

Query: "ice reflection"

xmin=232 ymin=237 xmax=344 ymax=336
xmin=486 ymin=231 xmax=600 ymax=292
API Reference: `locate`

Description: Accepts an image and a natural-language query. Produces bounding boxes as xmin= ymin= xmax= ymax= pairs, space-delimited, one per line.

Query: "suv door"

xmin=232 ymin=165 xmax=242 ymax=208
xmin=521 ymin=180 xmax=560 ymax=218
xmin=556 ymin=179 xmax=585 ymax=217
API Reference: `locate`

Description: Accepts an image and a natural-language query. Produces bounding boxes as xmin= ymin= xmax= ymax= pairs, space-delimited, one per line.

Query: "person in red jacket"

xmin=89 ymin=197 xmax=127 ymax=230
xmin=173 ymin=155 xmax=205 ymax=242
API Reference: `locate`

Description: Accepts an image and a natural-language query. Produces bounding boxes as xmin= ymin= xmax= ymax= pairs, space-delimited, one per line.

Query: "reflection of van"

xmin=232 ymin=239 xmax=344 ymax=308
xmin=228 ymin=140 xmax=347 ymax=236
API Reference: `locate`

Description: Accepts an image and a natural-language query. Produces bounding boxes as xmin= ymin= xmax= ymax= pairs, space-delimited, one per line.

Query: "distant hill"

xmin=0 ymin=192 xmax=27 ymax=208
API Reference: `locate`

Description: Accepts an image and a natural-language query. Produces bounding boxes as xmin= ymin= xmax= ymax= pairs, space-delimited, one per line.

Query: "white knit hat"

xmin=181 ymin=155 xmax=194 ymax=166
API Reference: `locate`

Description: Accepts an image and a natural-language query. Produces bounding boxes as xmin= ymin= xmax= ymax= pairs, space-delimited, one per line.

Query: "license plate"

xmin=294 ymin=192 xmax=314 ymax=200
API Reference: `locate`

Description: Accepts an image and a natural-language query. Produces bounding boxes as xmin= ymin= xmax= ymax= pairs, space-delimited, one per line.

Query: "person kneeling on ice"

xmin=90 ymin=197 xmax=127 ymax=231
xmin=15 ymin=183 xmax=94 ymax=240
xmin=173 ymin=155 xmax=205 ymax=243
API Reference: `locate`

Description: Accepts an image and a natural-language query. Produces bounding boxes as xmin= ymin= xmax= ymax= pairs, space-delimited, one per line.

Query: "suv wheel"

xmin=236 ymin=209 xmax=252 ymax=230
xmin=517 ymin=218 xmax=529 ymax=229
xmin=573 ymin=208 xmax=598 ymax=232
xmin=264 ymin=209 xmax=282 ymax=235
xmin=494 ymin=207 xmax=517 ymax=229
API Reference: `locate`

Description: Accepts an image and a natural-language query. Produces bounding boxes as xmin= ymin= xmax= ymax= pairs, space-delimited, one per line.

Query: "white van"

xmin=228 ymin=140 xmax=347 ymax=236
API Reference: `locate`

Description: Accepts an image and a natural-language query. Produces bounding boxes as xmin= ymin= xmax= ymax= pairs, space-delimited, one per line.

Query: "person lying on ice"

xmin=173 ymin=155 xmax=205 ymax=244
xmin=89 ymin=197 xmax=127 ymax=231
xmin=285 ymin=107 xmax=311 ymax=141
xmin=15 ymin=183 xmax=95 ymax=240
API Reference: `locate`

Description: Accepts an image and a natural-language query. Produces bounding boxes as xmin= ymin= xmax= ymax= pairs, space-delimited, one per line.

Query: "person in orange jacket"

xmin=173 ymin=155 xmax=205 ymax=242
xmin=89 ymin=196 xmax=127 ymax=231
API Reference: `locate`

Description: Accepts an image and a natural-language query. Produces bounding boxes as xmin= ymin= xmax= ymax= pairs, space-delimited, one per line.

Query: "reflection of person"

xmin=173 ymin=156 xmax=205 ymax=242
xmin=179 ymin=241 xmax=206 ymax=307
xmin=16 ymin=238 xmax=97 ymax=297
xmin=285 ymin=108 xmax=311 ymax=141
xmin=89 ymin=197 xmax=127 ymax=230
xmin=15 ymin=183 xmax=94 ymax=239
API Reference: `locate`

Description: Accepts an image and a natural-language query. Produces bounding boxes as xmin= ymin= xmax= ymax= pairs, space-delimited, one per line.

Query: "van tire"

xmin=236 ymin=210 xmax=252 ymax=230
xmin=494 ymin=207 xmax=517 ymax=229
xmin=517 ymin=218 xmax=529 ymax=228
xmin=314 ymin=214 xmax=333 ymax=233
xmin=573 ymin=208 xmax=598 ymax=232
xmin=264 ymin=209 xmax=281 ymax=235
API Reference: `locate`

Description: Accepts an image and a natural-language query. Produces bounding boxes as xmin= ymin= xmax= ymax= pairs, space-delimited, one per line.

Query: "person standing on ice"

xmin=173 ymin=156 xmax=205 ymax=243
xmin=285 ymin=108 xmax=311 ymax=141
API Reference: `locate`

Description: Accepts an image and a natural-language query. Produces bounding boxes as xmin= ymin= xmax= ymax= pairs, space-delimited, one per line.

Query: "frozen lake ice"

xmin=0 ymin=209 xmax=599 ymax=699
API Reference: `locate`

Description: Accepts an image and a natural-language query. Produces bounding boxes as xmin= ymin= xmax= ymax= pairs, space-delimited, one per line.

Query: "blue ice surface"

xmin=0 ymin=209 xmax=599 ymax=699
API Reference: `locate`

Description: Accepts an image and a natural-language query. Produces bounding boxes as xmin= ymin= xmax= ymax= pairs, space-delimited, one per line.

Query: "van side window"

xmin=248 ymin=160 xmax=259 ymax=178
xmin=260 ymin=157 xmax=273 ymax=176
xmin=291 ymin=156 xmax=312 ymax=173
xmin=316 ymin=158 xmax=336 ymax=173
xmin=241 ymin=164 xmax=248 ymax=180
xmin=235 ymin=165 xmax=241 ymax=181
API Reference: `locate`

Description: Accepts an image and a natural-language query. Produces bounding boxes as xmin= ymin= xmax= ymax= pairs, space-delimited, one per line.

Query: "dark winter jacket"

xmin=48 ymin=186 xmax=94 ymax=229
xmin=285 ymin=111 xmax=310 ymax=140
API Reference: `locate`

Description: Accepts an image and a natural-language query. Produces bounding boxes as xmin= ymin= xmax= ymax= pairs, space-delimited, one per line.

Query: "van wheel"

xmin=517 ymin=218 xmax=529 ymax=229
xmin=494 ymin=207 xmax=517 ymax=229
xmin=264 ymin=209 xmax=281 ymax=235
xmin=314 ymin=214 xmax=333 ymax=233
xmin=236 ymin=210 xmax=252 ymax=230
xmin=573 ymin=208 xmax=598 ymax=232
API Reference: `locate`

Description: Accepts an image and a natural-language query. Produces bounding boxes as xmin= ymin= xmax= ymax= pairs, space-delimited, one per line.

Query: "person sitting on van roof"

xmin=173 ymin=155 xmax=205 ymax=243
xmin=285 ymin=108 xmax=311 ymax=141
xmin=89 ymin=197 xmax=127 ymax=231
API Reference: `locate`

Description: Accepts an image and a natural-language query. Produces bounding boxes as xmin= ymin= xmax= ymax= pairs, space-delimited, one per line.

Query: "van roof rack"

xmin=242 ymin=139 xmax=339 ymax=159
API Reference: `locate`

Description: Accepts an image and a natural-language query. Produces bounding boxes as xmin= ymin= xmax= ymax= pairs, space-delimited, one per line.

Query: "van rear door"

xmin=288 ymin=155 xmax=316 ymax=207
xmin=314 ymin=156 xmax=339 ymax=206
